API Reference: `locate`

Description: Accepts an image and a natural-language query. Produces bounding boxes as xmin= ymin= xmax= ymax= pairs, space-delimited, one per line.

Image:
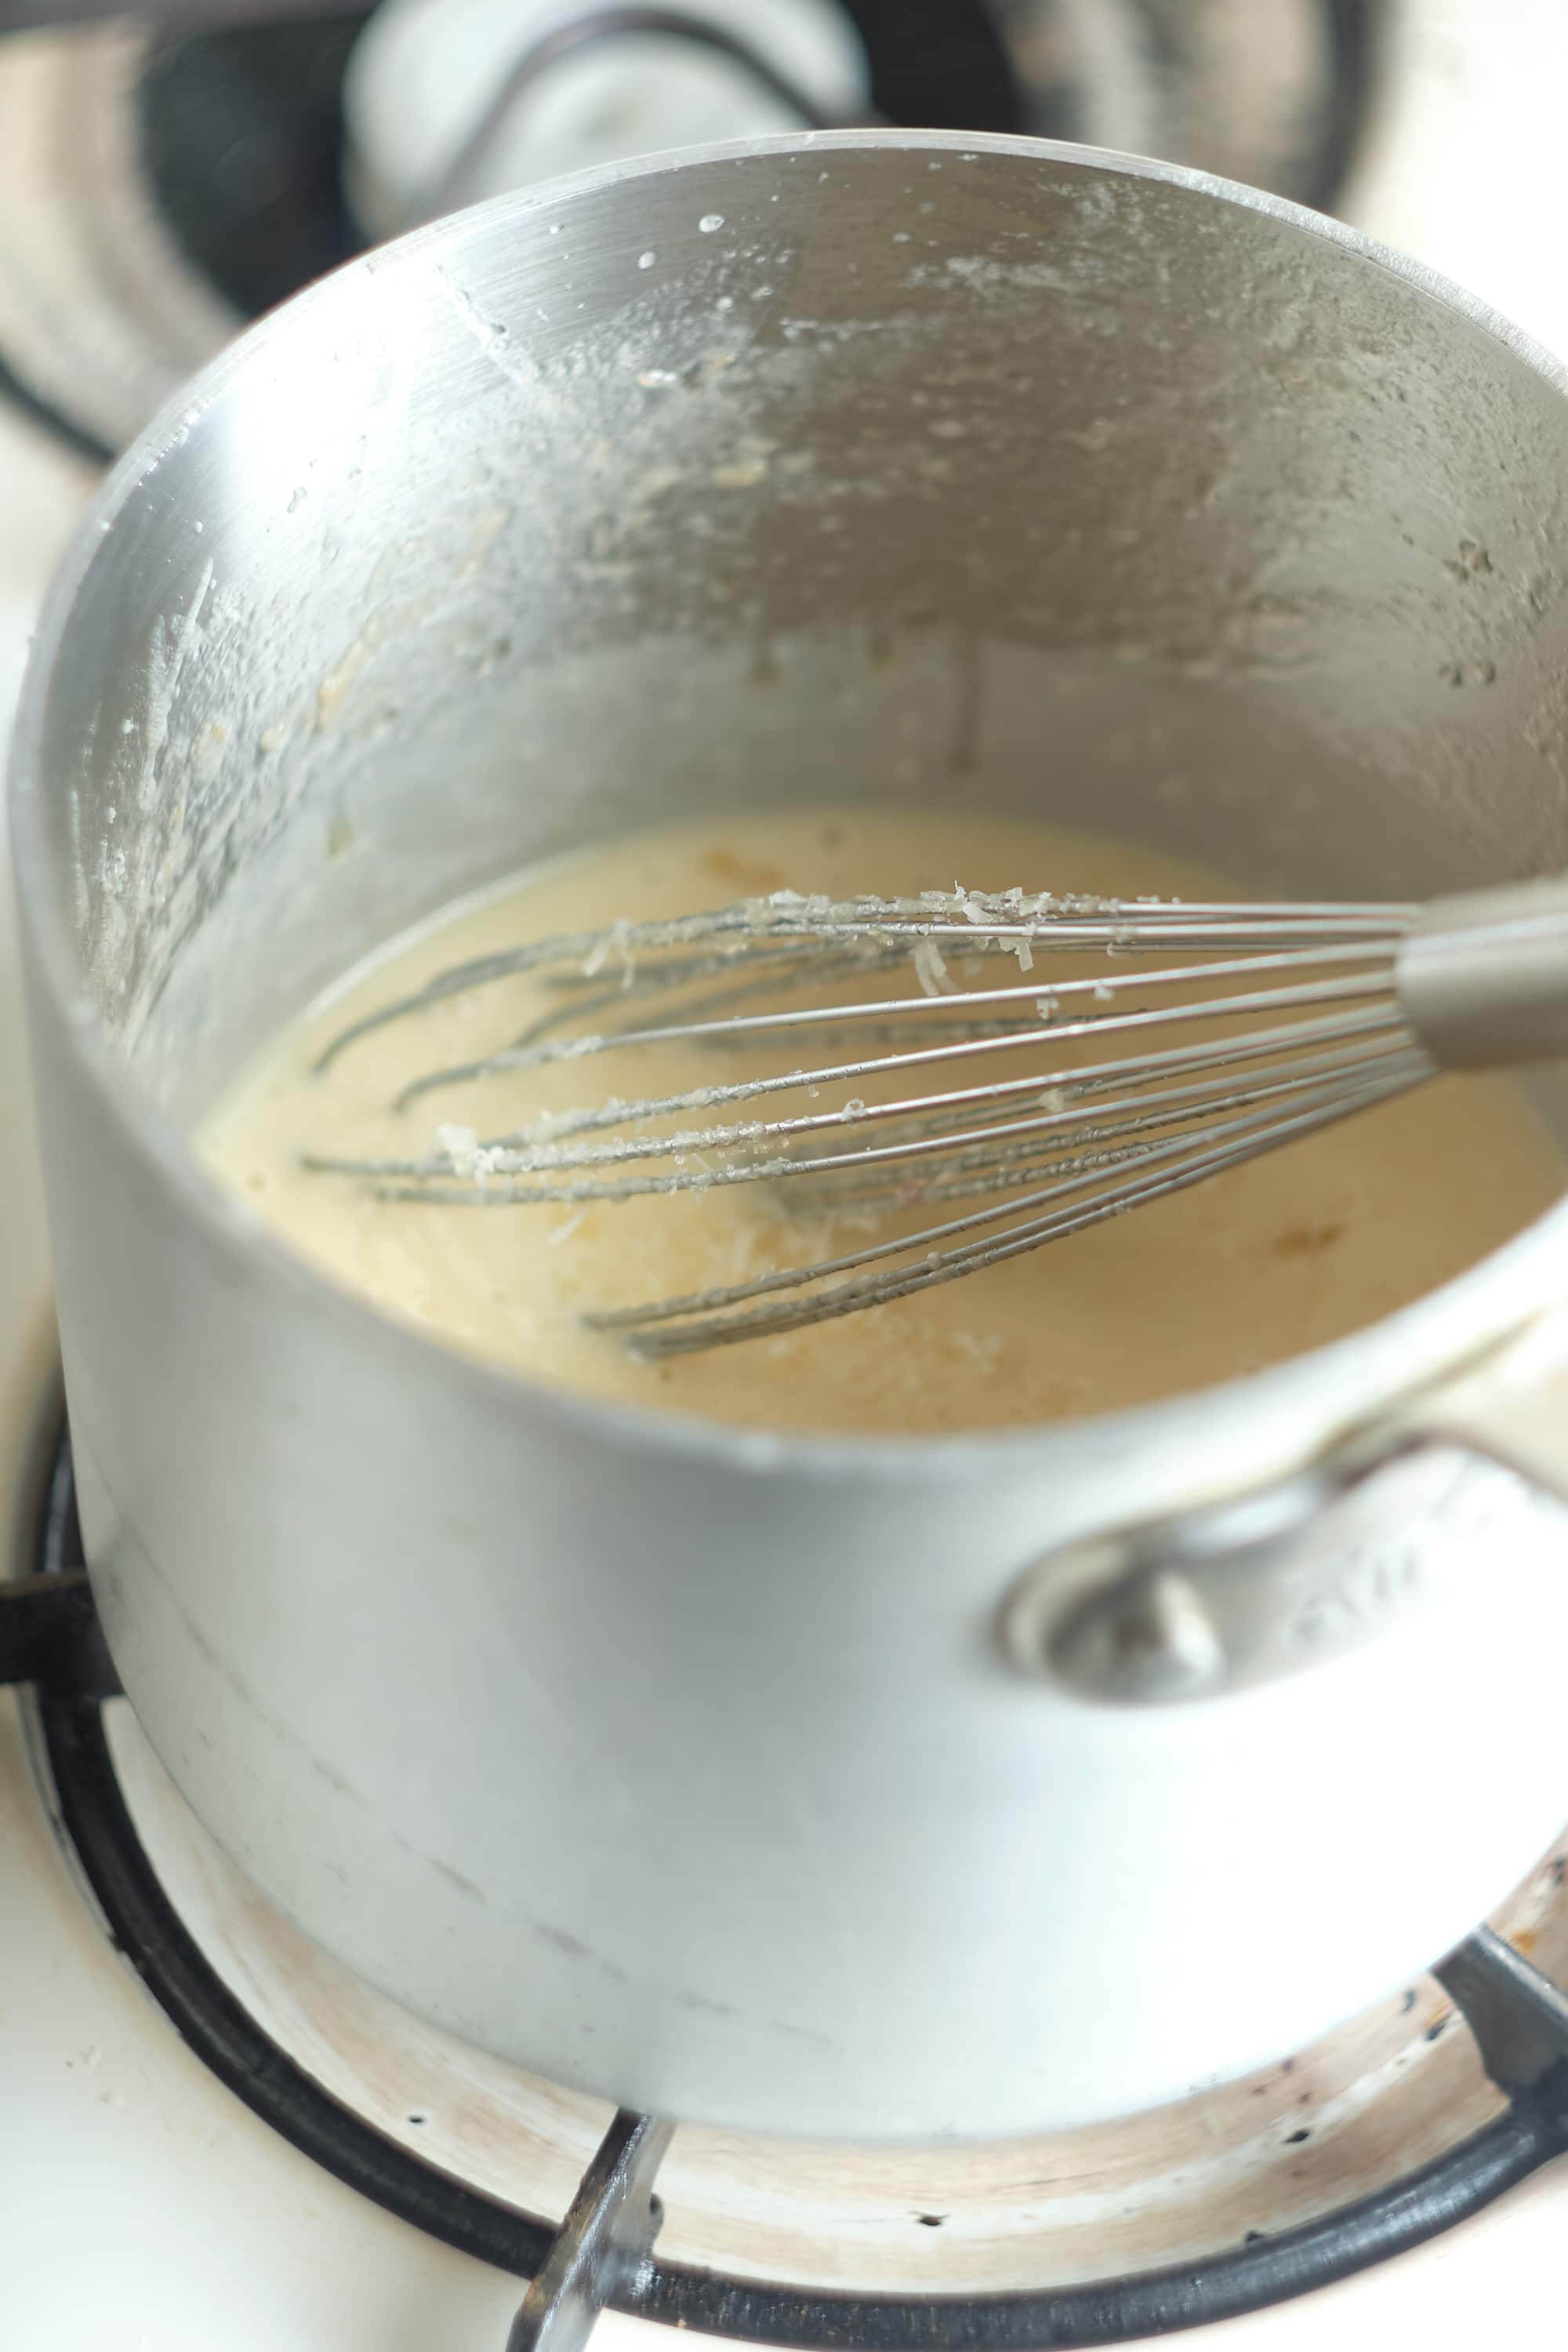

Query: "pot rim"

xmin=13 ymin=127 xmax=1568 ymax=1494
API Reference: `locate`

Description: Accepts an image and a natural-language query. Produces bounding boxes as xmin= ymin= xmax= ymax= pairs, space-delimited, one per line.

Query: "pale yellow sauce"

xmin=199 ymin=809 xmax=1563 ymax=1435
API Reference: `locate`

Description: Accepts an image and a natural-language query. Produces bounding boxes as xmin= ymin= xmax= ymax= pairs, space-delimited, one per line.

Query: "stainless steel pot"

xmin=15 ymin=132 xmax=1568 ymax=2143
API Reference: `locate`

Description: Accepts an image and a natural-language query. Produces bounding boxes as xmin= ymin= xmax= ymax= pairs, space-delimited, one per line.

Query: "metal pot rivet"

xmin=1050 ymin=1569 xmax=1227 ymax=1703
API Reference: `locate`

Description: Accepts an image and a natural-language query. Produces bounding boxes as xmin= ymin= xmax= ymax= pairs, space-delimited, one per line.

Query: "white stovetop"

xmin=9 ymin=4 xmax=1568 ymax=2343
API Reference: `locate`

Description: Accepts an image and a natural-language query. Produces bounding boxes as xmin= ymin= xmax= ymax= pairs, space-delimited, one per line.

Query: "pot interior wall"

xmin=28 ymin=143 xmax=1568 ymax=1128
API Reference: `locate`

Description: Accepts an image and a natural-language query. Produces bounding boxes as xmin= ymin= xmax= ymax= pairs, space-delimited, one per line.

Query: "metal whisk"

xmin=306 ymin=878 xmax=1568 ymax=1356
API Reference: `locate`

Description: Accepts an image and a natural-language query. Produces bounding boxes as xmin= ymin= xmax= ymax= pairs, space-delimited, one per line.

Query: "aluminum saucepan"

xmin=14 ymin=133 xmax=1568 ymax=2140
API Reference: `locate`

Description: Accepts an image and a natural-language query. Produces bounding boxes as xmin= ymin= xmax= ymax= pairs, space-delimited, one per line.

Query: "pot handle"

xmin=1000 ymin=1308 xmax=1568 ymax=1708
xmin=1367 ymin=1309 xmax=1568 ymax=1502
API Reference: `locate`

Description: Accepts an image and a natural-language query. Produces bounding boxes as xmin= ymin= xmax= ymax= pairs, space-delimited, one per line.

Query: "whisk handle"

xmin=1396 ymin=877 xmax=1568 ymax=1069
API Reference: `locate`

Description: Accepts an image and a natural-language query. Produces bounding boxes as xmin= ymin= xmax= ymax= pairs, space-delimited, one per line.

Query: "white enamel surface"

xmin=5 ymin=1676 xmax=1568 ymax=2349
xmin=0 ymin=408 xmax=89 ymax=1510
xmin=9 ymin=0 xmax=1568 ymax=2339
xmin=343 ymin=0 xmax=869 ymax=238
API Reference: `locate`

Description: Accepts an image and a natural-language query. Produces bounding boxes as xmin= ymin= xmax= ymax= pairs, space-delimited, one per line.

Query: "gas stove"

xmin=7 ymin=4 xmax=1568 ymax=2348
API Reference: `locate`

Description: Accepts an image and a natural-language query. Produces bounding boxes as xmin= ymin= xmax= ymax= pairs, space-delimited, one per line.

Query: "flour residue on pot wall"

xmin=49 ymin=150 xmax=1568 ymax=1145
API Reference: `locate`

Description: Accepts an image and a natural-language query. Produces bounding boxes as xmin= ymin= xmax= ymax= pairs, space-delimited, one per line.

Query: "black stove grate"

xmin=140 ymin=10 xmax=370 ymax=324
xmin=10 ymin=1423 xmax=1568 ymax=2350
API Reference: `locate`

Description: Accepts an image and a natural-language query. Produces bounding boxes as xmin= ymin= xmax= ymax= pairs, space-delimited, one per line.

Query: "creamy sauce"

xmin=199 ymin=809 xmax=1563 ymax=1435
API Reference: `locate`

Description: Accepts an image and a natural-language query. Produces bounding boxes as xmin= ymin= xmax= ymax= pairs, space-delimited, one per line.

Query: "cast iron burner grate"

xmin=9 ymin=1424 xmax=1568 ymax=2351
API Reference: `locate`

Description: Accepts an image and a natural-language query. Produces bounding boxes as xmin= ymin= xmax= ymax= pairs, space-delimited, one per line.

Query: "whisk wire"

xmin=612 ymin=1063 xmax=1427 ymax=1358
xmin=304 ymin=884 xmax=1516 ymax=1351
xmin=584 ymin=1052 xmax=1433 ymax=1340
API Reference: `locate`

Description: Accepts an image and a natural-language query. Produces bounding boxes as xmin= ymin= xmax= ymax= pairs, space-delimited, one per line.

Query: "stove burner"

xmin=0 ymin=1 xmax=1374 ymax=458
xmin=9 ymin=1422 xmax=1568 ymax=2350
